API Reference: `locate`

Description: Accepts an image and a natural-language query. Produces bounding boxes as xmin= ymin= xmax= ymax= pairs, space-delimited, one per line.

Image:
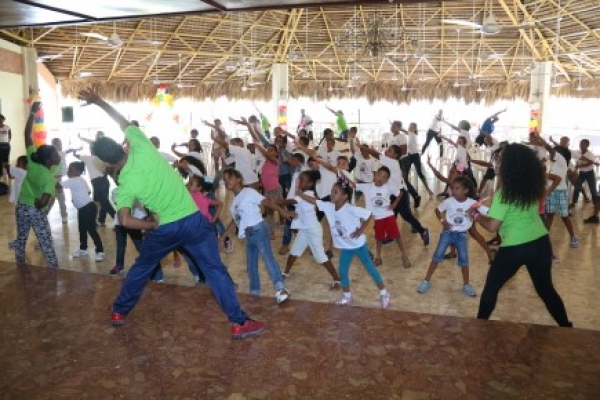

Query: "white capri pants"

xmin=290 ymin=225 xmax=329 ymax=264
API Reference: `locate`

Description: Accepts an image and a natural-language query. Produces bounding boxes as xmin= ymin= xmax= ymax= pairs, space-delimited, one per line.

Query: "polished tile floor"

xmin=1 ymin=179 xmax=599 ymax=331
xmin=1 ymin=263 xmax=600 ymax=399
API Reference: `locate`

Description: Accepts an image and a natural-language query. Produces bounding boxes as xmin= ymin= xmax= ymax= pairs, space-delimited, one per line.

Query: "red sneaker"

xmin=231 ymin=319 xmax=265 ymax=340
xmin=111 ymin=311 xmax=125 ymax=326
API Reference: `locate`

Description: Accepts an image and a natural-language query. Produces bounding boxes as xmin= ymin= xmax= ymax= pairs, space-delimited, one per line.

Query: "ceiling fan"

xmin=443 ymin=0 xmax=536 ymax=35
xmin=81 ymin=22 xmax=162 ymax=47
xmin=36 ymin=54 xmax=62 ymax=62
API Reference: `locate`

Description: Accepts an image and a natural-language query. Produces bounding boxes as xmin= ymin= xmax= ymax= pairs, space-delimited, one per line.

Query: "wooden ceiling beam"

xmin=507 ymin=0 xmax=571 ymax=81
xmin=141 ymin=16 xmax=188 ymax=82
xmin=108 ymin=20 xmax=146 ymax=81
xmin=320 ymin=10 xmax=343 ymax=79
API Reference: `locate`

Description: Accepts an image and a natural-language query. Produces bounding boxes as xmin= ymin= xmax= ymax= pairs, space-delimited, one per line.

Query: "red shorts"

xmin=374 ymin=215 xmax=400 ymax=241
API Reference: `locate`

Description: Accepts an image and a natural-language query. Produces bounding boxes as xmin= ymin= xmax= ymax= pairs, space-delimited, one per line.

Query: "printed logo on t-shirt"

xmin=372 ymin=193 xmax=386 ymax=207
xmin=333 ymin=220 xmax=348 ymax=238
xmin=449 ymin=207 xmax=468 ymax=229
xmin=359 ymin=163 xmax=367 ymax=173
xmin=234 ymin=205 xmax=242 ymax=225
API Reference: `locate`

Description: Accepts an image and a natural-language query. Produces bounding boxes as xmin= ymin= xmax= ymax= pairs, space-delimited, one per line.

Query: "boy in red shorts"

xmin=355 ymin=166 xmax=411 ymax=268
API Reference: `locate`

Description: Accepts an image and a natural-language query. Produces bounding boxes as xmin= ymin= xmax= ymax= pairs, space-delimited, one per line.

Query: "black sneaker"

xmin=583 ymin=216 xmax=599 ymax=224
xmin=420 ymin=228 xmax=430 ymax=246
xmin=414 ymin=195 xmax=422 ymax=209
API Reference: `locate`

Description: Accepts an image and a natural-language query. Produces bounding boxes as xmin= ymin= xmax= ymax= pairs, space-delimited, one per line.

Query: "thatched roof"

xmin=2 ymin=1 xmax=600 ymax=102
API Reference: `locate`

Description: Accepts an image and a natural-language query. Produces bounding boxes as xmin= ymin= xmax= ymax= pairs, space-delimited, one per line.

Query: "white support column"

xmin=21 ymin=47 xmax=40 ymax=101
xmin=271 ymin=63 xmax=289 ymax=131
xmin=529 ymin=61 xmax=552 ymax=133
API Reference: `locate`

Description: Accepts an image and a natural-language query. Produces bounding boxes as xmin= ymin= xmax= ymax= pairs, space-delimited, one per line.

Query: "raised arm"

xmin=531 ymin=131 xmax=555 ymax=158
xmin=442 ymin=120 xmax=460 ymax=132
xmin=78 ymin=133 xmax=94 ymax=145
xmin=78 ymin=89 xmax=131 ymax=132
xmin=440 ymin=134 xmax=458 ymax=148
xmin=204 ymin=120 xmax=229 ymax=148
xmin=24 ymin=102 xmax=41 ymax=148
xmin=170 ymin=144 xmax=188 ymax=158
xmin=326 ymin=106 xmax=336 ymax=115
xmin=489 ymin=108 xmax=507 ymax=120
xmin=427 ymin=155 xmax=450 ymax=184
xmin=362 ymin=144 xmax=381 ymax=160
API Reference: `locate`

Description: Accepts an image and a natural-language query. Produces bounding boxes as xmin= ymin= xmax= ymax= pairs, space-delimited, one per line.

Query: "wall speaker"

xmin=61 ymin=106 xmax=74 ymax=123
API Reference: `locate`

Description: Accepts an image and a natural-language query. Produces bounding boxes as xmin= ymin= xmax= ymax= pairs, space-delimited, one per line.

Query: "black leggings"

xmin=477 ymin=235 xmax=571 ymax=327
xmin=405 ymin=153 xmax=427 ymax=182
xmin=391 ymin=191 xmax=425 ymax=234
xmin=78 ymin=202 xmax=104 ymax=252
xmin=400 ymin=157 xmax=421 ymax=201
xmin=421 ymin=129 xmax=443 ymax=157
xmin=92 ymin=176 xmax=115 ymax=224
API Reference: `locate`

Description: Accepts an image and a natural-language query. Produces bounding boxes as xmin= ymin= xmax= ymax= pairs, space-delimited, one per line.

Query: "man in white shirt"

xmin=421 ymin=109 xmax=443 ymax=157
xmin=74 ymin=148 xmax=115 ymax=226
xmin=297 ymin=109 xmax=314 ymax=141
xmin=533 ymin=133 xmax=580 ymax=245
xmin=209 ymin=129 xmax=259 ymax=188
xmin=572 ymin=139 xmax=597 ymax=216
xmin=390 ymin=121 xmax=422 ymax=208
xmin=0 ymin=114 xmax=11 ymax=179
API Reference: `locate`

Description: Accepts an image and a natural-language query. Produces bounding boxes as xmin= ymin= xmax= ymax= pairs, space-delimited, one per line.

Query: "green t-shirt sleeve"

xmin=115 ymin=182 xmax=134 ymax=212
xmin=124 ymin=125 xmax=150 ymax=147
xmin=488 ymin=192 xmax=508 ymax=221
xmin=41 ymin=173 xmax=56 ymax=196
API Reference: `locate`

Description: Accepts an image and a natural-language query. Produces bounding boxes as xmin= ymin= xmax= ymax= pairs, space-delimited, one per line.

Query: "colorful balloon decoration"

xmin=153 ymin=85 xmax=174 ymax=108
xmin=26 ymin=95 xmax=47 ymax=146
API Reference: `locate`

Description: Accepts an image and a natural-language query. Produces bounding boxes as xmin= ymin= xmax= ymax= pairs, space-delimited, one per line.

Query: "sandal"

xmin=373 ymin=258 xmax=382 ymax=266
xmin=330 ymin=281 xmax=341 ymax=290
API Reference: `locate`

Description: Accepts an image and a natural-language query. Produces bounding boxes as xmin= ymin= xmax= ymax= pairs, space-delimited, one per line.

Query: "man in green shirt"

xmin=78 ymin=89 xmax=264 ymax=340
xmin=326 ymin=106 xmax=349 ymax=141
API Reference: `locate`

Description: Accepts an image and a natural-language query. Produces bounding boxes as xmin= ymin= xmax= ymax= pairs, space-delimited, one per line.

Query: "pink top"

xmin=261 ymin=160 xmax=280 ymax=191
xmin=191 ymin=191 xmax=212 ymax=220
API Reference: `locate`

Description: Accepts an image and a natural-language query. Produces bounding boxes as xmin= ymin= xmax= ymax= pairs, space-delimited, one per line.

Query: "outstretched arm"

xmin=78 ymin=89 xmax=131 ymax=132
xmin=24 ymin=102 xmax=41 ymax=148
xmin=171 ymin=144 xmax=187 ymax=158
xmin=204 ymin=120 xmax=229 ymax=148
xmin=362 ymin=145 xmax=381 ymax=160
xmin=531 ymin=131 xmax=555 ymax=159
xmin=488 ymin=108 xmax=507 ymax=120
xmin=442 ymin=120 xmax=460 ymax=133
xmin=326 ymin=106 xmax=336 ymax=115
xmin=440 ymin=134 xmax=458 ymax=148
xmin=427 ymin=155 xmax=450 ymax=184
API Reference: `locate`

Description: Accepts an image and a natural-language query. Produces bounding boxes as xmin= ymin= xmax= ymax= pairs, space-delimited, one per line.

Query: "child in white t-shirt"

xmin=60 ymin=161 xmax=105 ymax=261
xmin=221 ymin=169 xmax=293 ymax=303
xmin=8 ymin=155 xmax=27 ymax=205
xmin=417 ymin=176 xmax=488 ymax=297
xmin=279 ymin=170 xmax=341 ymax=289
xmin=355 ymin=166 xmax=411 ymax=268
xmin=7 ymin=156 xmax=27 ymax=249
xmin=299 ymin=179 xmax=391 ymax=308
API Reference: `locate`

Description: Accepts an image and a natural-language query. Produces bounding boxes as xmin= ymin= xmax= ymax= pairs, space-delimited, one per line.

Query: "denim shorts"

xmin=432 ymin=230 xmax=469 ymax=267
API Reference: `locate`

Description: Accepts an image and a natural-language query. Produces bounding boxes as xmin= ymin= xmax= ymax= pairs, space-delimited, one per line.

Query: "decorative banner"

xmin=277 ymin=102 xmax=287 ymax=130
xmin=26 ymin=95 xmax=47 ymax=146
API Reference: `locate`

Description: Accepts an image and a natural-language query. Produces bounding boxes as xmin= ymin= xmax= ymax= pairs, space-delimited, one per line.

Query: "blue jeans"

xmin=245 ymin=221 xmax=285 ymax=294
xmin=339 ymin=243 xmax=383 ymax=288
xmin=113 ymin=212 xmax=247 ymax=324
xmin=432 ymin=230 xmax=469 ymax=267
xmin=115 ymin=225 xmax=163 ymax=281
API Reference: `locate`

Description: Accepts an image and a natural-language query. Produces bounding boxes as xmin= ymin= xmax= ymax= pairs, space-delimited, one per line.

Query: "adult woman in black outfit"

xmin=470 ymin=143 xmax=572 ymax=327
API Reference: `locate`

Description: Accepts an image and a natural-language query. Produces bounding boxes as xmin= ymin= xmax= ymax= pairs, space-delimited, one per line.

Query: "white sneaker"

xmin=72 ymin=249 xmax=88 ymax=258
xmin=95 ymin=252 xmax=105 ymax=261
xmin=570 ymin=237 xmax=580 ymax=248
xmin=276 ymin=288 xmax=290 ymax=304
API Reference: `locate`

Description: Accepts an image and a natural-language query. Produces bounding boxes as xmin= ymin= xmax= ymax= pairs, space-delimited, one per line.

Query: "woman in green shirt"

xmin=15 ymin=102 xmax=61 ymax=268
xmin=471 ymin=143 xmax=572 ymax=327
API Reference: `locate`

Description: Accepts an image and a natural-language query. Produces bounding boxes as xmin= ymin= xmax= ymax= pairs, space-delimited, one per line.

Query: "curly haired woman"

xmin=470 ymin=143 xmax=572 ymax=328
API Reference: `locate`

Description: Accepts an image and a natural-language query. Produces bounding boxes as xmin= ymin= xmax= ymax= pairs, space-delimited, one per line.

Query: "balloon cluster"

xmin=152 ymin=85 xmax=174 ymax=108
xmin=26 ymin=96 xmax=47 ymax=146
